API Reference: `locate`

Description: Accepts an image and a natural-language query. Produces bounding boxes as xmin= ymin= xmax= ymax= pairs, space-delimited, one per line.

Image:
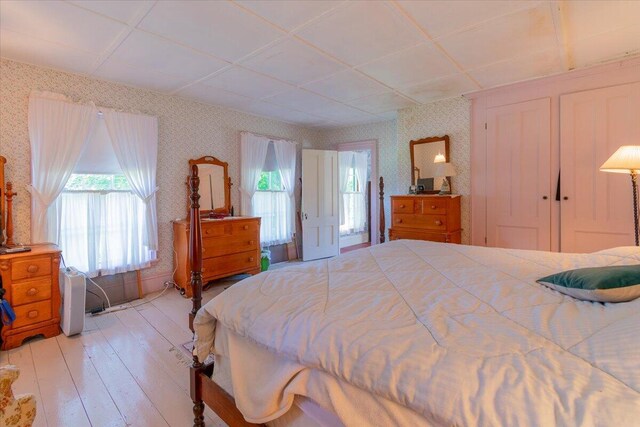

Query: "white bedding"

xmin=194 ymin=241 xmax=640 ymax=426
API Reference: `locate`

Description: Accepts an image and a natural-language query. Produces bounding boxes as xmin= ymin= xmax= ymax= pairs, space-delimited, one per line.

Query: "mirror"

xmin=410 ymin=135 xmax=450 ymax=194
xmin=187 ymin=156 xmax=231 ymax=216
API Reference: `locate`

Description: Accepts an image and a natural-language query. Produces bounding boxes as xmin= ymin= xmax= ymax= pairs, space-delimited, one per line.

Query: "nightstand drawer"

xmin=11 ymin=257 xmax=52 ymax=281
xmin=12 ymin=278 xmax=52 ymax=306
xmin=12 ymin=300 xmax=52 ymax=329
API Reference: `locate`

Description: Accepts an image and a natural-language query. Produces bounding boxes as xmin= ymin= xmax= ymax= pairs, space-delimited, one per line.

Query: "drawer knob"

xmin=399 ymin=204 xmax=405 ymax=208
xmin=248 ymin=257 xmax=254 ymax=262
xmin=435 ymin=220 xmax=443 ymax=226
xmin=243 ymin=225 xmax=249 ymax=230
xmin=205 ymin=229 xmax=211 ymax=234
xmin=202 ymin=248 xmax=206 ymax=253
xmin=27 ymin=310 xmax=38 ymax=319
xmin=248 ymin=240 xmax=254 ymax=245
xmin=27 ymin=265 xmax=39 ymax=273
xmin=396 ymin=219 xmax=403 ymax=224
xmin=26 ymin=288 xmax=38 ymax=296
xmin=431 ymin=205 xmax=437 ymax=210
xmin=202 ymin=268 xmax=206 ymax=273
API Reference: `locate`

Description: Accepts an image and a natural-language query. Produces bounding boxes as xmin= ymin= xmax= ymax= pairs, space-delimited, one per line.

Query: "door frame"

xmin=335 ymin=140 xmax=379 ymax=245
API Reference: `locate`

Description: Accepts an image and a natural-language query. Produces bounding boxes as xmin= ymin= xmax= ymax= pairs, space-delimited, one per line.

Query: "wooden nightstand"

xmin=389 ymin=195 xmax=462 ymax=244
xmin=0 ymin=244 xmax=62 ymax=350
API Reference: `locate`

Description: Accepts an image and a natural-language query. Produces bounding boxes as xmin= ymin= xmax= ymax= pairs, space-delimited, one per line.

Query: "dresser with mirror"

xmin=172 ymin=156 xmax=261 ymax=297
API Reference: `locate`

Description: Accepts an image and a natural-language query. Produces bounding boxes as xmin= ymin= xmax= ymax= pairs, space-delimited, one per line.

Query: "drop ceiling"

xmin=1 ymin=0 xmax=638 ymax=129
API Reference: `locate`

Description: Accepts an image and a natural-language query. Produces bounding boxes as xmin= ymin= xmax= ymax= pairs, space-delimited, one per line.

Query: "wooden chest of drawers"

xmin=0 ymin=244 xmax=62 ymax=350
xmin=173 ymin=217 xmax=261 ymax=297
xmin=389 ymin=195 xmax=462 ymax=244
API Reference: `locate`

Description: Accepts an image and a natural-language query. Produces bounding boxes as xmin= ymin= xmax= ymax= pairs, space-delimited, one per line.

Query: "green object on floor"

xmin=261 ymin=249 xmax=271 ymax=272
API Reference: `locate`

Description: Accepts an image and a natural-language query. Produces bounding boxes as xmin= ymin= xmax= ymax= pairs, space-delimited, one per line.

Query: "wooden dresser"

xmin=0 ymin=244 xmax=62 ymax=350
xmin=173 ymin=216 xmax=261 ymax=297
xmin=389 ymin=195 xmax=462 ymax=244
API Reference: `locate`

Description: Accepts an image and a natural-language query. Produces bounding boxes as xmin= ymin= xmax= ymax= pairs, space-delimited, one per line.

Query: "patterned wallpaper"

xmin=319 ymin=97 xmax=471 ymax=244
xmin=397 ymin=97 xmax=472 ymax=244
xmin=0 ymin=59 xmax=322 ymax=280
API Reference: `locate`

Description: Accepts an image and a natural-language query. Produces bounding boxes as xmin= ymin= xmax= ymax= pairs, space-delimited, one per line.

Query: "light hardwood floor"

xmin=2 ymin=281 xmax=232 ymax=427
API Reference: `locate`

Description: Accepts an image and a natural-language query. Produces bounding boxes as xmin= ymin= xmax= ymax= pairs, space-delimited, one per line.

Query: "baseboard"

xmin=138 ymin=271 xmax=173 ymax=295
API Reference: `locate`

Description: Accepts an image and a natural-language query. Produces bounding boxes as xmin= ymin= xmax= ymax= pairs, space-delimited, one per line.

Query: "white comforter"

xmin=194 ymin=241 xmax=640 ymax=426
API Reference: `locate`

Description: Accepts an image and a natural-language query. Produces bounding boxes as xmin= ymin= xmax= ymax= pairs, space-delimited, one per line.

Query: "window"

xmin=339 ymin=151 xmax=368 ymax=236
xmin=253 ymin=166 xmax=292 ymax=247
xmin=257 ymin=170 xmax=283 ymax=191
xmin=49 ymin=118 xmax=154 ymax=277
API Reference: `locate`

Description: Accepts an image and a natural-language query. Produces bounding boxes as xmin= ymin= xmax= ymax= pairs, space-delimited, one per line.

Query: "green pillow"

xmin=537 ymin=265 xmax=640 ymax=303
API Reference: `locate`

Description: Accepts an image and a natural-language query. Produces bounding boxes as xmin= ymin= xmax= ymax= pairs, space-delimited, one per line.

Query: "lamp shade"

xmin=434 ymin=162 xmax=457 ymax=177
xmin=600 ymin=146 xmax=640 ymax=173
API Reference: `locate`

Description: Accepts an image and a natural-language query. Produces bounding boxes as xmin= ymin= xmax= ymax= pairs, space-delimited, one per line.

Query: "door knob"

xmin=563 ymin=196 xmax=569 ymax=200
xmin=542 ymin=196 xmax=548 ymax=200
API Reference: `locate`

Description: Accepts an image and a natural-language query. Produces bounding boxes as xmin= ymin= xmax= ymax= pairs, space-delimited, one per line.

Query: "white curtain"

xmin=239 ymin=132 xmax=269 ymax=216
xmin=273 ymin=139 xmax=297 ymax=241
xmin=103 ymin=110 xmax=159 ymax=250
xmin=53 ymin=192 xmax=152 ymax=277
xmin=253 ymin=191 xmax=292 ymax=246
xmin=27 ymin=91 xmax=97 ymax=243
xmin=353 ymin=151 xmax=368 ymax=234
xmin=338 ymin=151 xmax=354 ymax=225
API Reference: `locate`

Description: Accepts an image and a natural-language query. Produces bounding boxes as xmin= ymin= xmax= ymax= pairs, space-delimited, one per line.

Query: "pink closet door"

xmin=560 ymin=82 xmax=640 ymax=253
xmin=486 ymin=98 xmax=551 ymax=250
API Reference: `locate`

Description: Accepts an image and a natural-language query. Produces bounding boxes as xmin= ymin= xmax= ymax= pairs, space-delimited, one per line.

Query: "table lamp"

xmin=600 ymin=145 xmax=640 ymax=246
xmin=434 ymin=162 xmax=457 ymax=195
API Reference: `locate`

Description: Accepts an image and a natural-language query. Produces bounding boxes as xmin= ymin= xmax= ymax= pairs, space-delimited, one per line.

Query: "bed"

xmin=186 ymin=167 xmax=640 ymax=426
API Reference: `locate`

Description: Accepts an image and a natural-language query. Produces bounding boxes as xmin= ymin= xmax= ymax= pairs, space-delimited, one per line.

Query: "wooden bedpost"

xmin=188 ymin=164 xmax=205 ymax=427
xmin=379 ymin=176 xmax=385 ymax=243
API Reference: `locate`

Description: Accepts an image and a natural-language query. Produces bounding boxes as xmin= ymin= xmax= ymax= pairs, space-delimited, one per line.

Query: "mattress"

xmin=194 ymin=241 xmax=640 ymax=426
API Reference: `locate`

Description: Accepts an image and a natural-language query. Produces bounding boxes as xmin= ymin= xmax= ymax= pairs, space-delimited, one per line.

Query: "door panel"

xmin=302 ymin=150 xmax=339 ymax=261
xmin=486 ymin=98 xmax=551 ymax=250
xmin=560 ymin=82 xmax=640 ymax=252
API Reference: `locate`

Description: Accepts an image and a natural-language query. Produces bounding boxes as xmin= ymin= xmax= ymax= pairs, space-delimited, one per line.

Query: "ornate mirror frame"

xmin=186 ymin=156 xmax=231 ymax=217
xmin=410 ymin=135 xmax=450 ymax=194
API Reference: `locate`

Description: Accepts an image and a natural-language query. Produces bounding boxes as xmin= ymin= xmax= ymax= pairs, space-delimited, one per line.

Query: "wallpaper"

xmin=0 ymin=59 xmax=322 ymax=283
xmin=397 ymin=97 xmax=472 ymax=244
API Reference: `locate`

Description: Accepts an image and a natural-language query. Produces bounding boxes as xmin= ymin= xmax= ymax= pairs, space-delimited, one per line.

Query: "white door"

xmin=302 ymin=149 xmax=339 ymax=261
xmin=560 ymin=82 xmax=640 ymax=252
xmin=486 ymin=98 xmax=552 ymax=250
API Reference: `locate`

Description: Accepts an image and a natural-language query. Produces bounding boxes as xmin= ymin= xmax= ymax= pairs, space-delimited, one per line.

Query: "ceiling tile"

xmin=245 ymin=101 xmax=327 ymax=126
xmin=0 ymin=28 xmax=99 ymax=74
xmin=469 ymin=48 xmax=564 ymax=88
xmin=399 ymin=74 xmax=477 ymax=103
xmin=110 ymin=30 xmax=229 ymax=81
xmin=235 ymin=0 xmax=342 ymax=31
xmin=377 ymin=111 xmax=398 ymax=121
xmin=571 ymin=25 xmax=640 ymax=68
xmin=200 ymin=66 xmax=294 ymax=99
xmin=68 ymin=0 xmax=154 ymax=24
xmin=357 ymin=42 xmax=459 ymax=87
xmin=311 ymin=102 xmax=378 ymax=122
xmin=296 ymin=1 xmax=423 ymax=66
xmin=348 ymin=92 xmax=417 ymax=114
xmin=302 ymin=70 xmax=388 ymax=102
xmin=177 ymin=83 xmax=255 ymax=110
xmin=94 ymin=57 xmax=191 ymax=92
xmin=138 ymin=1 xmax=284 ymax=62
xmin=240 ymin=38 xmax=345 ymax=85
xmin=398 ymin=0 xmax=535 ymax=38
xmin=437 ymin=4 xmax=558 ymax=70
xmin=0 ymin=0 xmax=127 ymax=53
xmin=264 ymin=89 xmax=336 ymax=112
xmin=564 ymin=1 xmax=640 ymax=41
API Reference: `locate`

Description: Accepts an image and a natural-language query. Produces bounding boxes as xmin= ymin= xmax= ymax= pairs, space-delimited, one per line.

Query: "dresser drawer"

xmin=417 ymin=198 xmax=448 ymax=215
xmin=202 ymin=251 xmax=259 ymax=277
xmin=11 ymin=257 xmax=52 ymax=281
xmin=12 ymin=300 xmax=52 ymax=329
xmin=393 ymin=214 xmax=448 ymax=231
xmin=202 ymin=222 xmax=231 ymax=238
xmin=392 ymin=198 xmax=415 ymax=214
xmin=202 ymin=235 xmax=259 ymax=258
xmin=12 ymin=278 xmax=52 ymax=306
xmin=390 ymin=228 xmax=447 ymax=242
xmin=232 ymin=221 xmax=259 ymax=236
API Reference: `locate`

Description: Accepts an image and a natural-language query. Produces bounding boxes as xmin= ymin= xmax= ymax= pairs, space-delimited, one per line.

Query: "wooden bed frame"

xmin=187 ymin=165 xmax=386 ymax=427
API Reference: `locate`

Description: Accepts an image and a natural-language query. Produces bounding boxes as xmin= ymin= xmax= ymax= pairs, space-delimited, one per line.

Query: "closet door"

xmin=560 ymin=82 xmax=640 ymax=252
xmin=486 ymin=98 xmax=551 ymax=250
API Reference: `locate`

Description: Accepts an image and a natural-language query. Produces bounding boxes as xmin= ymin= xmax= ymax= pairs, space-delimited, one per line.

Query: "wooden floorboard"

xmin=0 ymin=282 xmax=234 ymax=427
